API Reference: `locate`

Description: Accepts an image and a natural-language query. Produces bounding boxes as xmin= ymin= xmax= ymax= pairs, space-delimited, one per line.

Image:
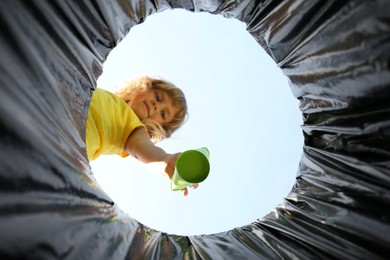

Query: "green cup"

xmin=171 ymin=147 xmax=210 ymax=191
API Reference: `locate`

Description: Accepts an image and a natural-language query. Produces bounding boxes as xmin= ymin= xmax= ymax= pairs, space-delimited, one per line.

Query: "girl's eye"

xmin=155 ymin=92 xmax=161 ymax=101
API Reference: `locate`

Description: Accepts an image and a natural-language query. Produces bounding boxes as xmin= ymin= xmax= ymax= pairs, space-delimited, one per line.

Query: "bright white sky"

xmin=91 ymin=9 xmax=303 ymax=236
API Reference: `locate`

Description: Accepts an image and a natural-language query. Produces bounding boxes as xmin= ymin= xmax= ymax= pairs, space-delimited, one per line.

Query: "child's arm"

xmin=124 ymin=127 xmax=196 ymax=196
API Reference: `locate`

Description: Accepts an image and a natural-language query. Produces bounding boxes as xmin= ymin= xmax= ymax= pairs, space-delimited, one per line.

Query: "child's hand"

xmin=125 ymin=129 xmax=199 ymax=196
xmin=161 ymin=153 xmax=180 ymax=179
xmin=162 ymin=153 xmax=200 ymax=197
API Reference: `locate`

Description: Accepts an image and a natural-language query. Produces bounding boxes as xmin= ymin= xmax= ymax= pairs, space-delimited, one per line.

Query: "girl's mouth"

xmin=144 ymin=101 xmax=150 ymax=117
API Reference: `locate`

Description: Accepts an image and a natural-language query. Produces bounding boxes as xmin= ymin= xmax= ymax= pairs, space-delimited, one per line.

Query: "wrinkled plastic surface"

xmin=0 ymin=0 xmax=389 ymax=259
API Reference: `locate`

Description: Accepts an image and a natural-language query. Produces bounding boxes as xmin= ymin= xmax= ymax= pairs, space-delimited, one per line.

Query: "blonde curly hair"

xmin=115 ymin=76 xmax=188 ymax=143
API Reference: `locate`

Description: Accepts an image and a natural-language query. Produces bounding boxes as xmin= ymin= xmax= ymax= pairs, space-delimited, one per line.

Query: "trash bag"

xmin=0 ymin=0 xmax=389 ymax=259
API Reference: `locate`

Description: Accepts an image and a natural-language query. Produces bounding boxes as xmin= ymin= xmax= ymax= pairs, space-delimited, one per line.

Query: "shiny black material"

xmin=0 ymin=0 xmax=389 ymax=259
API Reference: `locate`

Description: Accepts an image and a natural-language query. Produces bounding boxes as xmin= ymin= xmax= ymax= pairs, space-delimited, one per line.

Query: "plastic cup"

xmin=171 ymin=147 xmax=210 ymax=191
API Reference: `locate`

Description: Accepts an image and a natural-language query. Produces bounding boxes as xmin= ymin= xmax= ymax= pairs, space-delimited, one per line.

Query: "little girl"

xmin=86 ymin=76 xmax=198 ymax=196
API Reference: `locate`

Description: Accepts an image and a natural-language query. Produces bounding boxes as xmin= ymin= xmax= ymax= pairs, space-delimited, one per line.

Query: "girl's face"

xmin=127 ymin=89 xmax=177 ymax=126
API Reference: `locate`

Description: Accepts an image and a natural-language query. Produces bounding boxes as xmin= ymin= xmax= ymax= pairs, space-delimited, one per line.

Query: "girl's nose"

xmin=151 ymin=100 xmax=159 ymax=112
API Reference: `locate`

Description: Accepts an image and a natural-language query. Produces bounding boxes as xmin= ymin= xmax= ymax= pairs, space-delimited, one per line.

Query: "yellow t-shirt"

xmin=86 ymin=88 xmax=145 ymax=161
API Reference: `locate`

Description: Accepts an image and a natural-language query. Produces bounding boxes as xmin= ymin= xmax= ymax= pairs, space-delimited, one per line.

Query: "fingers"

xmin=190 ymin=184 xmax=199 ymax=189
xmin=165 ymin=165 xmax=175 ymax=179
xmin=181 ymin=188 xmax=188 ymax=197
xmin=180 ymin=184 xmax=199 ymax=196
xmin=165 ymin=153 xmax=181 ymax=179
